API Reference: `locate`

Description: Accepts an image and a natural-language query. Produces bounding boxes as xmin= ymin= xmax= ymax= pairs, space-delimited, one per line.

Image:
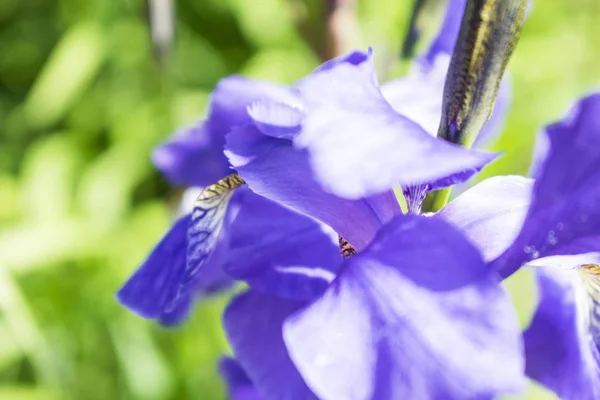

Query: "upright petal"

xmin=225 ymin=124 xmax=400 ymax=251
xmin=223 ymin=291 xmax=318 ymax=400
xmin=292 ymin=50 xmax=497 ymax=199
xmin=224 ymin=192 xmax=341 ymax=301
xmin=381 ymin=54 xmax=449 ymax=136
xmin=219 ymin=357 xmax=261 ymax=400
xmin=153 ymin=76 xmax=300 ymax=187
xmin=152 ymin=123 xmax=231 ymax=187
xmin=116 ymin=214 xmax=232 ymax=325
xmin=284 ymin=215 xmax=524 ymax=400
xmin=492 ymin=94 xmax=600 ymax=278
xmin=524 ymin=267 xmax=600 ymax=400
xmin=439 ymin=175 xmax=532 ymax=261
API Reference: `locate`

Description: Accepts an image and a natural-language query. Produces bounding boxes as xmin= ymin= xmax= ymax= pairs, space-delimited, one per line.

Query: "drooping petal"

xmin=439 ymin=175 xmax=532 ymax=261
xmin=225 ymin=124 xmax=400 ymax=251
xmin=117 ymin=216 xmax=189 ymax=319
xmin=153 ymin=76 xmax=300 ymax=187
xmin=524 ymin=267 xmax=600 ymax=400
xmin=223 ymin=291 xmax=318 ymax=400
xmin=492 ymin=94 xmax=600 ymax=278
xmin=284 ymin=214 xmax=524 ymax=400
xmin=224 ymin=192 xmax=340 ymax=301
xmin=116 ymin=215 xmax=232 ymax=325
xmin=219 ymin=357 xmax=261 ymax=400
xmin=293 ymin=50 xmax=497 ymax=199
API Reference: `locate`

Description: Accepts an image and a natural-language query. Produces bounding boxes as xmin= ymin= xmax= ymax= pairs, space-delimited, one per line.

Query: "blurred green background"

xmin=0 ymin=0 xmax=598 ymax=399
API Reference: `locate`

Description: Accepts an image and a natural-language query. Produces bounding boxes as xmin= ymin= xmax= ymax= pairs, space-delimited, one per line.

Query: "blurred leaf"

xmin=77 ymin=143 xmax=150 ymax=229
xmin=109 ymin=318 xmax=174 ymax=400
xmin=20 ymin=134 xmax=82 ymax=222
xmin=0 ymin=267 xmax=59 ymax=386
xmin=0 ymin=219 xmax=98 ymax=274
xmin=228 ymin=0 xmax=300 ymax=47
xmin=240 ymin=48 xmax=317 ymax=83
xmin=0 ymin=319 xmax=22 ymax=369
xmin=0 ymin=387 xmax=60 ymax=400
xmin=172 ymin=90 xmax=210 ymax=127
xmin=24 ymin=22 xmax=106 ymax=129
xmin=0 ymin=0 xmax=17 ymax=21
xmin=174 ymin=24 xmax=228 ymax=88
xmin=0 ymin=174 xmax=20 ymax=223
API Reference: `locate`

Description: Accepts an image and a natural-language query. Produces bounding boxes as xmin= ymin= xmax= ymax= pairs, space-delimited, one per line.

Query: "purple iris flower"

xmin=117 ymin=0 xmax=509 ymax=326
xmin=116 ymin=2 xmax=527 ymax=399
xmin=438 ymin=94 xmax=600 ymax=400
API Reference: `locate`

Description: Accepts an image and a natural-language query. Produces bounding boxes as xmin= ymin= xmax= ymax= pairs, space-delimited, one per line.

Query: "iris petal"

xmin=152 ymin=76 xmax=300 ymax=187
xmin=116 ymin=214 xmax=232 ymax=325
xmin=439 ymin=175 xmax=532 ymax=261
xmin=223 ymin=290 xmax=318 ymax=400
xmin=225 ymin=124 xmax=400 ymax=251
xmin=293 ymin=50 xmax=498 ymax=199
xmin=219 ymin=357 xmax=261 ymax=400
xmin=524 ymin=267 xmax=600 ymax=400
xmin=492 ymin=94 xmax=600 ymax=278
xmin=224 ymin=192 xmax=340 ymax=301
xmin=284 ymin=214 xmax=524 ymax=400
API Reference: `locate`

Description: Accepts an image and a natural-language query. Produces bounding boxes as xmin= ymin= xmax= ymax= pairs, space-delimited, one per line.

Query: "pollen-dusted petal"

xmin=284 ymin=215 xmax=524 ymax=400
xmin=219 ymin=357 xmax=261 ymax=400
xmin=225 ymin=124 xmax=400 ymax=251
xmin=439 ymin=175 xmax=532 ymax=261
xmin=293 ymin=50 xmax=498 ymax=199
xmin=175 ymin=174 xmax=245 ymax=312
xmin=223 ymin=291 xmax=318 ymax=400
xmin=224 ymin=192 xmax=340 ymax=301
xmin=492 ymin=94 xmax=600 ymax=278
xmin=524 ymin=267 xmax=600 ymax=400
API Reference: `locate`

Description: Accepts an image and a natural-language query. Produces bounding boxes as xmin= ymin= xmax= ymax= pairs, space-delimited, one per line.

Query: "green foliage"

xmin=0 ymin=0 xmax=598 ymax=399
